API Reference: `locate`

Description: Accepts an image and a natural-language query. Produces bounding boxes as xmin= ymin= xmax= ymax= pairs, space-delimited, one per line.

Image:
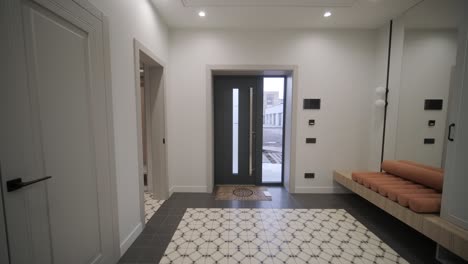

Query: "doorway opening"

xmin=213 ymin=75 xmax=287 ymax=187
xmin=133 ymin=40 xmax=169 ymax=225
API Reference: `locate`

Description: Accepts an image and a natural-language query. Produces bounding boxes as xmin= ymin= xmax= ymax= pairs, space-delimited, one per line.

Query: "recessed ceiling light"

xmin=198 ymin=11 xmax=206 ymax=17
xmin=323 ymin=11 xmax=332 ymax=17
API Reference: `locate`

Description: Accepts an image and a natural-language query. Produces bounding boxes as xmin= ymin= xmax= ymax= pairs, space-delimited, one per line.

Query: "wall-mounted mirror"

xmin=383 ymin=0 xmax=464 ymax=168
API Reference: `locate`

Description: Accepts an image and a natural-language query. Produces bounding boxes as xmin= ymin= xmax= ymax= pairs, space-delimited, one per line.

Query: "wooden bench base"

xmin=333 ymin=170 xmax=468 ymax=261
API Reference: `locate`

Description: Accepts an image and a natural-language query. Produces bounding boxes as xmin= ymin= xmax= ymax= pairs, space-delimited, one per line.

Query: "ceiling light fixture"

xmin=198 ymin=11 xmax=206 ymax=17
xmin=323 ymin=11 xmax=332 ymax=17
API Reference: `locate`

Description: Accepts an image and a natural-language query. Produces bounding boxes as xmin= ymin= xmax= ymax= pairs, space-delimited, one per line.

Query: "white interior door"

xmin=149 ymin=66 xmax=169 ymax=200
xmin=0 ymin=0 xmax=118 ymax=263
xmin=441 ymin=3 xmax=468 ymax=230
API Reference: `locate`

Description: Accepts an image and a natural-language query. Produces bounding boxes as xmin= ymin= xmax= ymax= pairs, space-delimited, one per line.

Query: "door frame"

xmin=207 ymin=65 xmax=298 ymax=192
xmin=103 ymin=15 xmax=121 ymax=262
xmin=133 ymin=39 xmax=169 ymax=228
xmin=0 ymin=0 xmax=120 ymax=261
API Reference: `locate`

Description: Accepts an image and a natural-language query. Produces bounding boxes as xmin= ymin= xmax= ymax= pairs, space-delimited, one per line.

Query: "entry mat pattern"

xmin=215 ymin=186 xmax=272 ymax=201
xmin=160 ymin=208 xmax=408 ymax=264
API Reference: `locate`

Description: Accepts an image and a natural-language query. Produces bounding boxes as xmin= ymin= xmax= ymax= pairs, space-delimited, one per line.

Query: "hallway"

xmin=2 ymin=0 xmax=467 ymax=263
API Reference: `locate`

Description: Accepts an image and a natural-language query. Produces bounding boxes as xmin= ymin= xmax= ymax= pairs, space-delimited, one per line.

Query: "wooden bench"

xmin=334 ymin=170 xmax=468 ymax=261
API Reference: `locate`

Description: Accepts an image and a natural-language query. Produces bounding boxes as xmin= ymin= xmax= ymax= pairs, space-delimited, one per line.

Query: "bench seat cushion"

xmin=398 ymin=160 xmax=444 ymax=173
xmin=387 ymin=187 xmax=437 ymax=201
xmin=362 ymin=176 xmax=401 ymax=188
xmin=351 ymin=160 xmax=444 ymax=213
xmin=381 ymin=160 xmax=444 ymax=191
xmin=377 ymin=184 xmax=425 ymax=197
xmin=369 ymin=179 xmax=413 ymax=192
xmin=351 ymin=172 xmax=392 ymax=184
xmin=397 ymin=193 xmax=442 ymax=207
xmin=408 ymin=197 xmax=442 ymax=213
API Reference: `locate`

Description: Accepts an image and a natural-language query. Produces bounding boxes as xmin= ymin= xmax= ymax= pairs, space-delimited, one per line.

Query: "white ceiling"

xmin=151 ymin=0 xmax=422 ymax=29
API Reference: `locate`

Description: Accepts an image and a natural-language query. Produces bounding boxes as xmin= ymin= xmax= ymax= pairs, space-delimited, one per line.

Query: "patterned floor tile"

xmin=160 ymin=246 xmax=187 ymax=264
xmin=159 ymin=208 xmax=408 ymax=264
xmin=144 ymin=192 xmax=164 ymax=223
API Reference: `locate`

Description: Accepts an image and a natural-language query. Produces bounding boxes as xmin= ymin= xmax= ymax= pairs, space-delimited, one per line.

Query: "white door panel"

xmin=1 ymin=0 xmax=117 ymax=263
xmin=441 ymin=3 xmax=468 ymax=230
xmin=27 ymin=6 xmax=102 ymax=262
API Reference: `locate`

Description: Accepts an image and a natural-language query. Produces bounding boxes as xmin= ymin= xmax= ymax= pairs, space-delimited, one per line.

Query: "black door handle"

xmin=448 ymin=123 xmax=455 ymax=142
xmin=6 ymin=176 xmax=52 ymax=192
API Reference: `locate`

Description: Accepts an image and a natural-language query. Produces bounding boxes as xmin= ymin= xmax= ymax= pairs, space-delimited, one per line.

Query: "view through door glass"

xmin=262 ymin=77 xmax=285 ymax=183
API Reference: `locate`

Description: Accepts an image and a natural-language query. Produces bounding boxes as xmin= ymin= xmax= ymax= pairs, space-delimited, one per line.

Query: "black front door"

xmin=214 ymin=76 xmax=263 ymax=185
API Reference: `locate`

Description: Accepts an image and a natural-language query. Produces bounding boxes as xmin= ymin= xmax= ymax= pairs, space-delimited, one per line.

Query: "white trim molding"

xmin=119 ymin=223 xmax=142 ymax=255
xmin=170 ymin=185 xmax=209 ymax=193
xmin=295 ymin=186 xmax=350 ymax=194
xmin=132 ymin=38 xmax=170 ymax=237
xmin=205 ymin=64 xmax=299 ymax=194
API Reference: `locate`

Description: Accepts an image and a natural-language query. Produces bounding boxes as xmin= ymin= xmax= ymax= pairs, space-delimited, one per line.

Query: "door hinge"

xmin=163 ymin=138 xmax=166 ymax=144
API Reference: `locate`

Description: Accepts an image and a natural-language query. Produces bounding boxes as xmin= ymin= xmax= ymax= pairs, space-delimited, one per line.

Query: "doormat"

xmin=214 ymin=185 xmax=272 ymax=201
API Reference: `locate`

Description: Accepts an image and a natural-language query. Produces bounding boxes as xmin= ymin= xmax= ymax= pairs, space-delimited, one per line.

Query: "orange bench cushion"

xmin=397 ymin=193 xmax=442 ymax=207
xmin=387 ymin=187 xmax=437 ymax=201
xmin=351 ymin=172 xmax=392 ymax=184
xmin=369 ymin=179 xmax=412 ymax=192
xmin=377 ymin=184 xmax=425 ymax=197
xmin=362 ymin=176 xmax=401 ymax=188
xmin=398 ymin=160 xmax=444 ymax=173
xmin=382 ymin=160 xmax=444 ymax=191
xmin=408 ymin=197 xmax=442 ymax=213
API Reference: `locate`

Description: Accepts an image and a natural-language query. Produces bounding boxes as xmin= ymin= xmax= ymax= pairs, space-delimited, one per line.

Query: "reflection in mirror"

xmin=385 ymin=0 xmax=464 ymax=168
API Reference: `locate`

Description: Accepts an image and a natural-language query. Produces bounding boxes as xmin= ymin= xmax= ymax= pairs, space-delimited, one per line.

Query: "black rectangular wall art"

xmin=424 ymin=99 xmax=443 ymax=110
xmin=303 ymin=99 xmax=321 ymax=109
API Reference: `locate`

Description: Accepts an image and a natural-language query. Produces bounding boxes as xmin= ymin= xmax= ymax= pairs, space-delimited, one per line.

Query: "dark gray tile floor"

xmin=118 ymin=187 xmax=440 ymax=264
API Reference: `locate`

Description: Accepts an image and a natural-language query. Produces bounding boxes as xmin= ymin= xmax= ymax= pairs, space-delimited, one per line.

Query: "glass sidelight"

xmin=262 ymin=77 xmax=285 ymax=184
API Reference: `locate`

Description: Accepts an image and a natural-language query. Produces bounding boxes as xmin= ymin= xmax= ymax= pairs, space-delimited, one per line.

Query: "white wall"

xmin=395 ymin=29 xmax=457 ymax=167
xmin=87 ymin=0 xmax=168 ymax=254
xmin=167 ymin=29 xmax=377 ymax=193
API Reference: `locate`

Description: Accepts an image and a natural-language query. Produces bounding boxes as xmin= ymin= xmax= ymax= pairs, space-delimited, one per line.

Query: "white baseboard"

xmin=120 ymin=222 xmax=143 ymax=256
xmin=170 ymin=185 xmax=209 ymax=193
xmin=294 ymin=186 xmax=350 ymax=193
xmin=169 ymin=185 xmax=349 ymax=194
